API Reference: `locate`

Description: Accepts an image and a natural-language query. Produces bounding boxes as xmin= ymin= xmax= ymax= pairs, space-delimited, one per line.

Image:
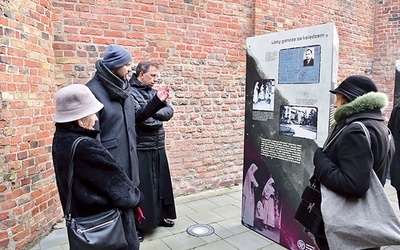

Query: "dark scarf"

xmin=95 ymin=60 xmax=129 ymax=100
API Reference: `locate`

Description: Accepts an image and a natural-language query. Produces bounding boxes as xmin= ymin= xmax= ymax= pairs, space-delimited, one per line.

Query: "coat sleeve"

xmin=135 ymin=95 xmax=165 ymax=124
xmin=132 ymin=88 xmax=166 ymax=129
xmin=153 ymin=102 xmax=174 ymax=121
xmin=74 ymin=138 xmax=141 ymax=208
xmin=313 ymin=125 xmax=373 ymax=198
xmin=137 ymin=117 xmax=163 ymax=130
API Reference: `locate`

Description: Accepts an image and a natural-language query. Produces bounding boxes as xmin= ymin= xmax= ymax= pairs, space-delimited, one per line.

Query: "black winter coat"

xmin=314 ymin=92 xmax=394 ymax=198
xmin=129 ymin=76 xmax=173 ymax=150
xmin=86 ymin=61 xmax=164 ymax=183
xmin=129 ymin=75 xmax=176 ymax=229
xmin=52 ymin=123 xmax=141 ymax=249
xmin=389 ymin=103 xmax=400 ymax=190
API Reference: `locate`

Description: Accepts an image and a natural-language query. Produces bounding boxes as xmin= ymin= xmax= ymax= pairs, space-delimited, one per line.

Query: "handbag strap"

xmin=353 ymin=121 xmax=371 ymax=146
xmin=309 ymin=126 xmax=348 ymax=185
xmin=65 ymin=136 xmax=86 ymax=220
xmin=322 ymin=125 xmax=348 ymax=152
xmin=356 ymin=121 xmax=395 ymax=175
xmin=323 ymin=121 xmax=371 ymax=152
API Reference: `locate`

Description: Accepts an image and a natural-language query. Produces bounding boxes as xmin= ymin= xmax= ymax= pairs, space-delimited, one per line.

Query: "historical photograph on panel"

xmin=278 ymin=45 xmax=321 ymax=84
xmin=279 ymin=105 xmax=318 ymax=140
xmin=253 ymin=79 xmax=275 ymax=111
xmin=242 ymin=162 xmax=282 ymax=243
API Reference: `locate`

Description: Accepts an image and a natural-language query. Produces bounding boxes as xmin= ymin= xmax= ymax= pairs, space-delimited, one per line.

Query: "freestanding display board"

xmin=242 ymin=23 xmax=339 ymax=250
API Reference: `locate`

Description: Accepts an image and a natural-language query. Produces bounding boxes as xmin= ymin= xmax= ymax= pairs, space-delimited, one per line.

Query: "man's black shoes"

xmin=137 ymin=231 xmax=144 ymax=242
xmin=158 ymin=219 xmax=175 ymax=227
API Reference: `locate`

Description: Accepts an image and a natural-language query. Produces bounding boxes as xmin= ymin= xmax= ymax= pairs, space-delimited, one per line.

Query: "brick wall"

xmin=51 ymin=0 xmax=252 ymax=195
xmin=0 ymin=0 xmax=61 ymax=249
xmin=373 ymin=0 xmax=400 ymax=110
xmin=0 ymin=0 xmax=399 ymax=249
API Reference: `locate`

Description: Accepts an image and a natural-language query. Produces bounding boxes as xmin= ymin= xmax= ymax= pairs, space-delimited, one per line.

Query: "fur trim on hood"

xmin=334 ymin=91 xmax=388 ymax=123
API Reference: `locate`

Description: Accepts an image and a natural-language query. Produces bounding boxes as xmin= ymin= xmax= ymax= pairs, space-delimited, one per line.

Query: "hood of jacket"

xmin=334 ymin=92 xmax=388 ymax=123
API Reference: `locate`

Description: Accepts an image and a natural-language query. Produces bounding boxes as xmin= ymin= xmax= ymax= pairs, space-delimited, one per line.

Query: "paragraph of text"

xmin=261 ymin=138 xmax=301 ymax=164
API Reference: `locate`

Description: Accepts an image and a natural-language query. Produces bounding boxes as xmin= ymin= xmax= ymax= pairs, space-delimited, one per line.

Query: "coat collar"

xmin=55 ymin=122 xmax=100 ymax=138
xmin=334 ymin=92 xmax=388 ymax=123
xmin=129 ymin=75 xmax=151 ymax=91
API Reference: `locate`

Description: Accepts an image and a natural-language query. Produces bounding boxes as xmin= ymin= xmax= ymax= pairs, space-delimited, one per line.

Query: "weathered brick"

xmin=0 ymin=212 xmax=9 ymax=221
xmin=1 ymin=0 xmax=399 ymax=249
xmin=0 ymin=238 xmax=10 ymax=249
xmin=13 ymin=227 xmax=29 ymax=241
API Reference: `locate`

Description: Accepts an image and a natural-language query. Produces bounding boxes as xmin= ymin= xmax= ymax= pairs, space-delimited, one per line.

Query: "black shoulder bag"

xmin=65 ymin=137 xmax=128 ymax=250
xmin=294 ymin=124 xmax=349 ymax=238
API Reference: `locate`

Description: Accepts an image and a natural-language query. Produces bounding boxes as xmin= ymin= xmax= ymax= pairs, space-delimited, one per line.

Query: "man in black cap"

xmin=312 ymin=75 xmax=394 ymax=250
xmin=86 ymin=44 xmax=170 ymax=248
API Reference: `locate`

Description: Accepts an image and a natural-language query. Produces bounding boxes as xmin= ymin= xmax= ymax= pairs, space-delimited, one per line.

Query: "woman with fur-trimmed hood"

xmin=312 ymin=75 xmax=394 ymax=250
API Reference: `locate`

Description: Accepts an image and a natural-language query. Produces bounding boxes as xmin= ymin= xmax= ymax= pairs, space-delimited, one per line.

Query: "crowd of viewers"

xmin=52 ymin=44 xmax=175 ymax=249
xmin=52 ymin=44 xmax=400 ymax=250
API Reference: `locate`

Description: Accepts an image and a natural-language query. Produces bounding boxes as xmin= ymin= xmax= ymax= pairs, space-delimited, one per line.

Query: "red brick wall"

xmin=0 ymin=0 xmax=399 ymax=249
xmin=0 ymin=0 xmax=61 ymax=249
xmin=373 ymin=0 xmax=400 ymax=110
xmin=51 ymin=0 xmax=252 ymax=195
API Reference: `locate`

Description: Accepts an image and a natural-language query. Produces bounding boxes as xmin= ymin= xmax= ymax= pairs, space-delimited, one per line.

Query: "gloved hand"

xmin=313 ymin=147 xmax=331 ymax=178
xmin=134 ymin=207 xmax=146 ymax=224
xmin=313 ymin=147 xmax=326 ymax=166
